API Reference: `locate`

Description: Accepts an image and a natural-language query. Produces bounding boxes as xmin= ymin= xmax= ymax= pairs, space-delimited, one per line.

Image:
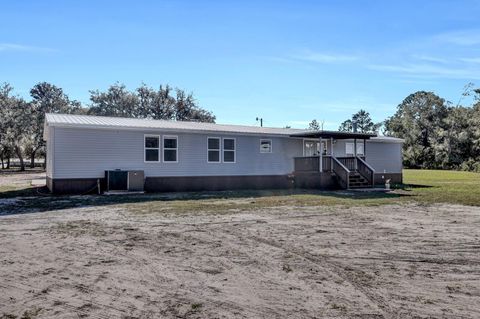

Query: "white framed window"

xmin=163 ymin=135 xmax=178 ymax=163
xmin=207 ymin=137 xmax=221 ymax=163
xmin=303 ymin=139 xmax=327 ymax=156
xmin=144 ymin=135 xmax=160 ymax=162
xmin=260 ymin=139 xmax=272 ymax=153
xmin=223 ymin=138 xmax=236 ymax=163
xmin=357 ymin=143 xmax=364 ymax=155
xmin=346 ymin=142 xmax=364 ymax=156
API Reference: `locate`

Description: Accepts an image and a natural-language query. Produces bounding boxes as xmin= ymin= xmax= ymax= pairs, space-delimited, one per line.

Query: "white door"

xmin=303 ymin=140 xmax=327 ymax=156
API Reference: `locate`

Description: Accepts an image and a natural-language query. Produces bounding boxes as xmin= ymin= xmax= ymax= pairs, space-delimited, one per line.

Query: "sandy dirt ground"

xmin=0 ymin=170 xmax=45 ymax=187
xmin=1 ymin=200 xmax=479 ymax=319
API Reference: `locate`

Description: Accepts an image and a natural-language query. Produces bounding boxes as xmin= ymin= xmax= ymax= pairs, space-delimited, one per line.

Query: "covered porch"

xmin=290 ymin=131 xmax=377 ymax=189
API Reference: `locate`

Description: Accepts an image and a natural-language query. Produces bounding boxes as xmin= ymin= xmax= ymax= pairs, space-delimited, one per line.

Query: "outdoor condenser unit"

xmin=105 ymin=170 xmax=144 ymax=192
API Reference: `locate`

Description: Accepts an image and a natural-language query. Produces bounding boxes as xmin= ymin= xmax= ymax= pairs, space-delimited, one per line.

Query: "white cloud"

xmin=292 ymin=50 xmax=359 ymax=63
xmin=367 ymin=63 xmax=480 ymax=80
xmin=434 ymin=30 xmax=480 ymax=46
xmin=412 ymin=54 xmax=449 ymax=64
xmin=459 ymin=57 xmax=480 ymax=64
xmin=0 ymin=43 xmax=55 ymax=53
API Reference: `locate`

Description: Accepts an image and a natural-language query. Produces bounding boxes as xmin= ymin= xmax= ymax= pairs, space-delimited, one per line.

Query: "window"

xmin=207 ymin=137 xmax=220 ymax=163
xmin=357 ymin=143 xmax=364 ymax=155
xmin=346 ymin=142 xmax=364 ymax=156
xmin=163 ymin=136 xmax=178 ymax=162
xmin=144 ymin=135 xmax=160 ymax=162
xmin=260 ymin=139 xmax=272 ymax=153
xmin=223 ymin=138 xmax=236 ymax=163
xmin=303 ymin=139 xmax=327 ymax=156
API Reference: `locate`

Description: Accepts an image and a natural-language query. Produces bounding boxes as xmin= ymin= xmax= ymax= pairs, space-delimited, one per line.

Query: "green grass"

xmin=401 ymin=169 xmax=480 ymax=206
xmin=1 ymin=169 xmax=479 ymax=216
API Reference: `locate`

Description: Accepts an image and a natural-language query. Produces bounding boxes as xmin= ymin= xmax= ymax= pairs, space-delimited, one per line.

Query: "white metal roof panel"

xmin=45 ymin=113 xmax=404 ymax=142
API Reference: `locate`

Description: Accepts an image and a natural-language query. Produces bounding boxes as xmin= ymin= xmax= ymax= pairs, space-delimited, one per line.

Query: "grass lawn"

xmin=1 ymin=169 xmax=480 ymax=215
xmin=402 ymin=169 xmax=480 ymax=206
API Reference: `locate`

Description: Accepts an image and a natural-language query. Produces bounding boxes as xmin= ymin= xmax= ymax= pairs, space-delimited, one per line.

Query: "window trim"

xmin=260 ymin=139 xmax=272 ymax=153
xmin=222 ymin=137 xmax=236 ymax=163
xmin=345 ymin=142 xmax=364 ymax=156
xmin=162 ymin=135 xmax=178 ymax=163
xmin=303 ymin=138 xmax=327 ymax=156
xmin=144 ymin=134 xmax=160 ymax=163
xmin=207 ymin=137 xmax=221 ymax=163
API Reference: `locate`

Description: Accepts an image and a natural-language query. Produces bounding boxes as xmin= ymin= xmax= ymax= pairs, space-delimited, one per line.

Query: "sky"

xmin=1 ymin=0 xmax=480 ymax=130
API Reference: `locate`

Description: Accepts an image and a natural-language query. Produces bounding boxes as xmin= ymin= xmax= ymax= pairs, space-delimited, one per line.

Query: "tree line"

xmin=3 ymin=81 xmax=480 ymax=172
xmin=309 ymin=85 xmax=480 ymax=172
xmin=0 ymin=82 xmax=215 ymax=170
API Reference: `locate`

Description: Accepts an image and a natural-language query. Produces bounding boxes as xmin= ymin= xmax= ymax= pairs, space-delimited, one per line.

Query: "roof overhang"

xmin=290 ymin=131 xmax=377 ymax=139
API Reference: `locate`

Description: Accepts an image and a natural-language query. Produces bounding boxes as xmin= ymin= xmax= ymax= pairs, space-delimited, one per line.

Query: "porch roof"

xmin=289 ymin=130 xmax=376 ymax=139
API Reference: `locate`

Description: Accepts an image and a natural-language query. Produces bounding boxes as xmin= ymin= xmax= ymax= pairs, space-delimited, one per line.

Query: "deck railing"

xmin=336 ymin=156 xmax=366 ymax=170
xmin=356 ymin=156 xmax=375 ymax=187
xmin=294 ymin=156 xmax=331 ymax=172
xmin=294 ymin=156 xmax=373 ymax=189
xmin=332 ymin=157 xmax=350 ymax=189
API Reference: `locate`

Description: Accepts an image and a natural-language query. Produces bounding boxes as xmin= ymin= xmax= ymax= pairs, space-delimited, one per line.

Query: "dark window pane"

xmin=145 ymin=136 xmax=159 ymax=148
xmin=223 ymin=139 xmax=235 ymax=150
xmin=224 ymin=150 xmax=235 ymax=162
xmin=208 ymin=138 xmax=220 ymax=150
xmin=145 ymin=149 xmax=159 ymax=161
xmin=260 ymin=140 xmax=271 ymax=152
xmin=208 ymin=150 xmax=220 ymax=162
xmin=164 ymin=149 xmax=177 ymax=162
xmin=164 ymin=138 xmax=177 ymax=149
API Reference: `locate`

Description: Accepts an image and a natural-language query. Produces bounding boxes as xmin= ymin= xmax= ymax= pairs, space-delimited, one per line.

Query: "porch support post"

xmin=330 ymin=137 xmax=334 ymax=172
xmin=319 ymin=137 xmax=323 ymax=172
xmin=363 ymin=138 xmax=366 ymax=159
xmin=354 ymin=138 xmax=358 ymax=170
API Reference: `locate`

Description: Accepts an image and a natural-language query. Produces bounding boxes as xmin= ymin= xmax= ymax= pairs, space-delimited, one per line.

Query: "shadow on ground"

xmin=0 ymin=185 xmax=419 ymax=216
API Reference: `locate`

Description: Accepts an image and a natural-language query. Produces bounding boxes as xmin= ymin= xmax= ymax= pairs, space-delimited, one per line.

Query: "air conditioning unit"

xmin=105 ymin=170 xmax=144 ymax=192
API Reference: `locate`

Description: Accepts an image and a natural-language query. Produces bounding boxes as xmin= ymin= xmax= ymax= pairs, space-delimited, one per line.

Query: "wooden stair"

xmin=348 ymin=171 xmax=371 ymax=189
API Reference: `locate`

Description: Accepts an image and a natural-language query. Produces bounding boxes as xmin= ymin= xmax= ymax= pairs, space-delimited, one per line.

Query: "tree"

xmin=0 ymin=83 xmax=13 ymax=168
xmin=30 ymin=82 xmax=80 ymax=168
xmin=339 ymin=109 xmax=381 ymax=133
xmin=338 ymin=119 xmax=353 ymax=132
xmin=0 ymin=84 xmax=31 ymax=171
xmin=136 ymin=84 xmax=175 ymax=120
xmin=308 ymin=119 xmax=320 ymax=130
xmin=385 ymin=91 xmax=449 ymax=169
xmin=89 ymin=83 xmax=215 ymax=122
xmin=88 ymin=83 xmax=139 ymax=117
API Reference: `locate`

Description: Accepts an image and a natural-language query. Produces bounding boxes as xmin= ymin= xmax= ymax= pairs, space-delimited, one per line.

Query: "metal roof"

xmin=289 ymin=130 xmax=377 ymax=140
xmin=45 ymin=113 xmax=305 ymax=136
xmin=45 ymin=113 xmax=404 ymax=142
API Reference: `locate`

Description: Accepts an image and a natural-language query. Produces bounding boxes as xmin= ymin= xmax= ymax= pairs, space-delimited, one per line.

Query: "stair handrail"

xmin=356 ymin=156 xmax=375 ymax=187
xmin=332 ymin=156 xmax=351 ymax=189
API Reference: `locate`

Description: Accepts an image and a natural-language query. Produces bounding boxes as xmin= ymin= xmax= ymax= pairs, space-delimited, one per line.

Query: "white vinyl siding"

xmin=49 ymin=127 xmax=402 ymax=179
xmin=144 ymin=135 xmax=160 ymax=162
xmin=163 ymin=135 xmax=178 ymax=163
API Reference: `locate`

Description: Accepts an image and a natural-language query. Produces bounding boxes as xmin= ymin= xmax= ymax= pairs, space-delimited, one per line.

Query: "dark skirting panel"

xmin=144 ymin=175 xmax=296 ymax=192
xmin=47 ymin=177 xmax=106 ymax=194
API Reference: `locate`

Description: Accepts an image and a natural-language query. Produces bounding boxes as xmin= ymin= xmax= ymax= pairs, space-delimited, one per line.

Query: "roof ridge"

xmin=45 ymin=113 xmax=303 ymax=131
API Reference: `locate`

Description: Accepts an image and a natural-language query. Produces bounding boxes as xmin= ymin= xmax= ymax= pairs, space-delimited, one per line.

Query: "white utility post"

xmin=330 ymin=137 xmax=334 ymax=172
xmin=354 ymin=138 xmax=358 ymax=170
xmin=363 ymin=138 xmax=367 ymax=160
xmin=319 ymin=136 xmax=323 ymax=172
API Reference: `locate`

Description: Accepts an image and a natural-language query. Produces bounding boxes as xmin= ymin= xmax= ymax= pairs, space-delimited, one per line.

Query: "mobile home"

xmin=44 ymin=114 xmax=403 ymax=194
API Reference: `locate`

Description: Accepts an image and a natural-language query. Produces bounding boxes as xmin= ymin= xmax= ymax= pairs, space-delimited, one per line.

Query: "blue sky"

xmin=1 ymin=0 xmax=480 ymax=129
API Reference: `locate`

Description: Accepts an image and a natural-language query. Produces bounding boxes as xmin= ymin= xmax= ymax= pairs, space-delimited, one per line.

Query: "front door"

xmin=303 ymin=140 xmax=327 ymax=156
